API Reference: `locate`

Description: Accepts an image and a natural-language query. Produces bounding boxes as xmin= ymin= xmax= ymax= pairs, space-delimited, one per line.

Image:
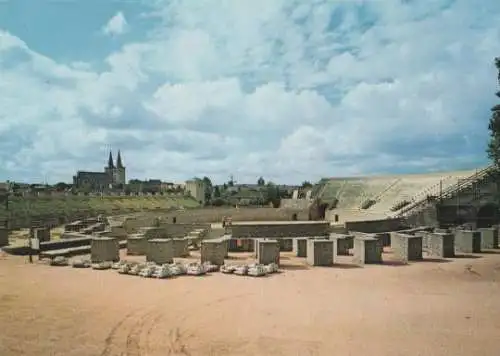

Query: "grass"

xmin=0 ymin=195 xmax=200 ymax=228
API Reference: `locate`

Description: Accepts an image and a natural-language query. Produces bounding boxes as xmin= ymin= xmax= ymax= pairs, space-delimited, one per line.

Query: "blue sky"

xmin=0 ymin=0 xmax=499 ymax=184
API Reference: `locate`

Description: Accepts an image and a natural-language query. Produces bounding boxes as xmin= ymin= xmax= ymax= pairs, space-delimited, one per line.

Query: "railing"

xmin=395 ymin=165 xmax=496 ymax=217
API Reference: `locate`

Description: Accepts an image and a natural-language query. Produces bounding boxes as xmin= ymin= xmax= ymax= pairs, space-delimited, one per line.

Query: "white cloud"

xmin=1 ymin=1 xmax=499 ymax=184
xmin=102 ymin=11 xmax=128 ymax=37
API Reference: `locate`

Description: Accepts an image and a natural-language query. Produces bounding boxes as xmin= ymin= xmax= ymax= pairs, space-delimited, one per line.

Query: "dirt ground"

xmin=1 ymin=249 xmax=500 ymax=356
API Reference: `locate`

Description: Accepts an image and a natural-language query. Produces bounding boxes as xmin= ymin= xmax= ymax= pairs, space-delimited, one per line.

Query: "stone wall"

xmin=345 ymin=218 xmax=405 ymax=233
xmin=231 ymin=222 xmax=330 ymax=238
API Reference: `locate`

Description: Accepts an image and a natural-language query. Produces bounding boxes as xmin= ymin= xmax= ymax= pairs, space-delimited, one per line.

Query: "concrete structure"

xmin=231 ymin=221 xmax=330 ymax=238
xmin=374 ymin=232 xmax=391 ymax=247
xmin=127 ymin=234 xmax=147 ymax=255
xmin=306 ymin=239 xmax=335 ymax=266
xmin=138 ymin=227 xmax=169 ymax=239
xmin=454 ymin=230 xmax=481 ymax=254
xmin=146 ymin=239 xmax=174 ymax=264
xmin=391 ymin=233 xmax=423 ymax=262
xmin=293 ymin=238 xmax=308 ymax=257
xmin=201 ymin=240 xmax=226 ymax=265
xmin=33 ymin=227 xmax=50 ymax=242
xmin=185 ymin=179 xmax=206 ymax=205
xmin=257 ymin=240 xmax=280 ymax=265
xmin=477 ymin=227 xmax=498 ymax=249
xmin=90 ymin=237 xmax=119 ymax=263
xmin=172 ymin=238 xmax=189 ymax=257
xmin=0 ymin=227 xmax=8 ymax=247
xmin=279 ymin=238 xmax=293 ymax=252
xmin=330 ymin=234 xmax=353 ymax=255
xmin=352 ymin=236 xmax=382 ymax=265
xmin=427 ymin=233 xmax=455 ymax=258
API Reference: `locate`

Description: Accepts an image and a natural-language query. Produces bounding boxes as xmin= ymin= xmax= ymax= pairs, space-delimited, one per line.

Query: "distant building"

xmin=185 ymin=179 xmax=206 ymax=205
xmin=73 ymin=150 xmax=126 ymax=191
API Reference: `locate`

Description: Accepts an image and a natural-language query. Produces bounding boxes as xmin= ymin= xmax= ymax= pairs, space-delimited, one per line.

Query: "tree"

xmin=257 ymin=177 xmax=265 ymax=186
xmin=265 ymin=182 xmax=281 ymax=208
xmin=213 ymin=186 xmax=221 ymax=198
xmin=301 ymin=181 xmax=313 ymax=188
xmin=487 ymin=57 xmax=500 ymax=169
xmin=202 ymin=176 xmax=213 ymax=204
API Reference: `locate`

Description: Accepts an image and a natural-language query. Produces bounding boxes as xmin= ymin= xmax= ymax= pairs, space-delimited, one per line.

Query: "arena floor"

xmin=1 ymin=249 xmax=500 ymax=356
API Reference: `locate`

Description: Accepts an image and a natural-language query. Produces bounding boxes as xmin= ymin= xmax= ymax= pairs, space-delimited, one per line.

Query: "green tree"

xmin=202 ymin=176 xmax=213 ymax=204
xmin=301 ymin=181 xmax=313 ymax=188
xmin=213 ymin=185 xmax=221 ymax=198
xmin=487 ymin=57 xmax=500 ymax=169
xmin=257 ymin=177 xmax=265 ymax=186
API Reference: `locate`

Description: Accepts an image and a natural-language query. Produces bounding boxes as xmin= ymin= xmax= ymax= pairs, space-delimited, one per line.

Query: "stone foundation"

xmin=172 ymin=238 xmax=189 ymax=257
xmin=231 ymin=222 xmax=329 ymax=238
xmin=391 ymin=232 xmax=423 ymax=263
xmin=352 ymin=236 xmax=382 ymax=265
xmin=329 ymin=234 xmax=353 ymax=255
xmin=306 ymin=239 xmax=335 ymax=266
xmin=427 ymin=233 xmax=455 ymax=258
xmin=293 ymin=238 xmax=308 ymax=257
xmin=127 ymin=234 xmax=148 ymax=255
xmin=91 ymin=237 xmax=119 ymax=263
xmin=0 ymin=227 xmax=8 ymax=247
xmin=257 ymin=240 xmax=280 ymax=265
xmin=201 ymin=240 xmax=226 ymax=265
xmin=454 ymin=230 xmax=481 ymax=254
xmin=146 ymin=239 xmax=174 ymax=265
xmin=477 ymin=227 xmax=498 ymax=249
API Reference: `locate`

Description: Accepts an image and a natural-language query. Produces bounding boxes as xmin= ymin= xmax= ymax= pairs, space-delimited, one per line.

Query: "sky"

xmin=0 ymin=0 xmax=499 ymax=185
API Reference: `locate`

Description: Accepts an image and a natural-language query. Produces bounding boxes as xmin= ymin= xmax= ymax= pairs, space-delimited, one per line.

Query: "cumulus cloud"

xmin=102 ymin=11 xmax=128 ymax=37
xmin=0 ymin=0 xmax=499 ymax=184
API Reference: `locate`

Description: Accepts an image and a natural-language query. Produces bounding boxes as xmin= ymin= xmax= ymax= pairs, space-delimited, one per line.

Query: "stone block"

xmin=477 ymin=227 xmax=498 ymax=249
xmin=279 ymin=238 xmax=293 ymax=252
xmin=374 ymin=232 xmax=390 ymax=247
xmin=127 ymin=234 xmax=147 ymax=255
xmin=172 ymin=238 xmax=189 ymax=257
xmin=391 ymin=232 xmax=423 ymax=262
xmin=454 ymin=230 xmax=481 ymax=254
xmin=329 ymin=233 xmax=353 ymax=255
xmin=257 ymin=240 xmax=280 ymax=265
xmin=293 ymin=238 xmax=308 ymax=257
xmin=352 ymin=236 xmax=382 ymax=265
xmin=427 ymin=233 xmax=455 ymax=258
xmin=91 ymin=237 xmax=119 ymax=263
xmin=146 ymin=239 xmax=174 ymax=265
xmin=306 ymin=239 xmax=335 ymax=266
xmin=201 ymin=240 xmax=226 ymax=265
xmin=34 ymin=227 xmax=51 ymax=242
xmin=0 ymin=227 xmax=8 ymax=247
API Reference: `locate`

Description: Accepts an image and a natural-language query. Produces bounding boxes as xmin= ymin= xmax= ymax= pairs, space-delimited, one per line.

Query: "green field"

xmin=0 ymin=195 xmax=200 ymax=228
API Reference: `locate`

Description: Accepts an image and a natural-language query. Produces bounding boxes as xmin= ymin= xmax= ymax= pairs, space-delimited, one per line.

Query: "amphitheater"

xmin=1 ymin=167 xmax=500 ymax=356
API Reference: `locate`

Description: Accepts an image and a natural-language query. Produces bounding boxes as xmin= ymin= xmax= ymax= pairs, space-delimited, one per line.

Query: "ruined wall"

xmin=231 ymin=222 xmax=330 ymax=238
xmin=345 ymin=218 xmax=405 ymax=233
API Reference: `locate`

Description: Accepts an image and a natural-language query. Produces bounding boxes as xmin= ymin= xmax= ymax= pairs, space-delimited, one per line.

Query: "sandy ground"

xmin=1 ymin=249 xmax=500 ymax=356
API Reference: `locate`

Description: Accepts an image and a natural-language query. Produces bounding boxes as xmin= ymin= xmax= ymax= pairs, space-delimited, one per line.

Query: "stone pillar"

xmin=391 ymin=232 xmax=423 ymax=263
xmin=201 ymin=240 xmax=226 ymax=265
xmin=147 ymin=239 xmax=174 ymax=264
xmin=172 ymin=238 xmax=189 ymax=257
xmin=329 ymin=234 xmax=353 ymax=255
xmin=352 ymin=236 xmax=382 ymax=265
xmin=293 ymin=238 xmax=307 ymax=257
xmin=306 ymin=239 xmax=335 ymax=266
xmin=477 ymin=227 xmax=498 ymax=249
xmin=34 ymin=227 xmax=51 ymax=242
xmin=0 ymin=227 xmax=8 ymax=247
xmin=257 ymin=240 xmax=280 ymax=265
xmin=91 ymin=237 xmax=120 ymax=263
xmin=454 ymin=230 xmax=481 ymax=254
xmin=127 ymin=234 xmax=148 ymax=255
xmin=427 ymin=233 xmax=455 ymax=258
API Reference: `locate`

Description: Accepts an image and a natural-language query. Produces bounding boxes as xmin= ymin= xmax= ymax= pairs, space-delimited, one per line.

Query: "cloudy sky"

xmin=0 ymin=0 xmax=499 ymax=185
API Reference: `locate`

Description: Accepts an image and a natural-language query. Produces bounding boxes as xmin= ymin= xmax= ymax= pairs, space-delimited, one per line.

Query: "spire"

xmin=108 ymin=151 xmax=115 ymax=168
xmin=116 ymin=150 xmax=124 ymax=169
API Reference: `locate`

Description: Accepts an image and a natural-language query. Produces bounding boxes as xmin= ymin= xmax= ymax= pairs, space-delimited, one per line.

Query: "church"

xmin=73 ymin=151 xmax=126 ymax=191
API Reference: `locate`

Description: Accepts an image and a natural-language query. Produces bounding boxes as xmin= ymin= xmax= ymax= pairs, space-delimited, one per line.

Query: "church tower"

xmin=104 ymin=151 xmax=114 ymax=187
xmin=115 ymin=150 xmax=126 ymax=185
